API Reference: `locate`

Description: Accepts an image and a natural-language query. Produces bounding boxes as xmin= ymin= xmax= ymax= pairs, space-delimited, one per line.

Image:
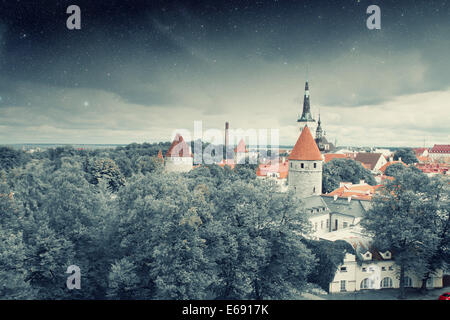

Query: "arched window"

xmin=361 ymin=278 xmax=369 ymax=289
xmin=404 ymin=276 xmax=413 ymax=288
xmin=380 ymin=277 xmax=393 ymax=288
xmin=360 ymin=278 xmax=371 ymax=289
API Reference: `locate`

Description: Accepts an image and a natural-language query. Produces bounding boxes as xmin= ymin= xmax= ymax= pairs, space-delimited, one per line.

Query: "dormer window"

xmin=362 ymin=251 xmax=372 ymax=260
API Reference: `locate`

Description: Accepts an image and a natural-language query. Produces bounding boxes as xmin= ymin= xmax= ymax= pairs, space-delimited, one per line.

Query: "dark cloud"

xmin=0 ymin=0 xmax=449 ymax=144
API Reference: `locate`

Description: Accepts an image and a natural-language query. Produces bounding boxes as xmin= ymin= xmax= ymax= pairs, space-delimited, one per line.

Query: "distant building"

xmin=415 ymin=162 xmax=449 ymax=176
xmin=324 ymin=181 xmax=382 ymax=201
xmin=164 ymin=134 xmax=193 ymax=173
xmin=256 ymin=159 xmax=289 ymax=192
xmin=429 ymin=144 xmax=450 ymax=162
xmin=354 ymin=152 xmax=387 ymax=173
xmin=315 ymin=114 xmax=335 ymax=153
xmin=377 ymin=159 xmax=407 ymax=175
xmin=323 ymin=153 xmax=350 ymax=163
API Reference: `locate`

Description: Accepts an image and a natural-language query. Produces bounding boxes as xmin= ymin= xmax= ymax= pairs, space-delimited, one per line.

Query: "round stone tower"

xmin=288 ymin=125 xmax=323 ymax=198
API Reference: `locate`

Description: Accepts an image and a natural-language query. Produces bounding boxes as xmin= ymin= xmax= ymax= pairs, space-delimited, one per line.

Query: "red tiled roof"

xmin=417 ymin=156 xmax=430 ymax=163
xmin=354 ymin=153 xmax=383 ymax=170
xmin=430 ymin=144 xmax=450 ymax=154
xmin=257 ymin=160 xmax=289 ymax=179
xmin=413 ymin=147 xmax=429 ymax=156
xmin=378 ymin=160 xmax=406 ymax=174
xmin=326 ymin=183 xmax=382 ymax=200
xmin=415 ymin=162 xmax=449 ymax=174
xmin=324 ymin=153 xmax=347 ymax=163
xmin=288 ymin=126 xmax=322 ymax=161
xmin=166 ymin=134 xmax=192 ymax=158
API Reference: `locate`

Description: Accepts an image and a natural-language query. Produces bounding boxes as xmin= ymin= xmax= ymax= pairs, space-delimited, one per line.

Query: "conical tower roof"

xmin=234 ymin=138 xmax=248 ymax=153
xmin=288 ymin=125 xmax=322 ymax=161
xmin=166 ymin=134 xmax=192 ymax=158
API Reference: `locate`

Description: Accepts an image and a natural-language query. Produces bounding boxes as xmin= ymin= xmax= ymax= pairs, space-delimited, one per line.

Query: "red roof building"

xmin=429 ymin=144 xmax=450 ymax=154
xmin=378 ymin=160 xmax=407 ymax=174
xmin=325 ymin=182 xmax=382 ymax=201
xmin=257 ymin=160 xmax=289 ymax=179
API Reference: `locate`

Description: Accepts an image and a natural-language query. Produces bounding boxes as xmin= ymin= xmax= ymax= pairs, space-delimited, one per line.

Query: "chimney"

xmin=389 ymin=156 xmax=393 ymax=162
xmin=398 ymin=157 xmax=402 ymax=162
xmin=347 ymin=196 xmax=352 ymax=203
xmin=333 ymin=194 xmax=338 ymax=201
xmin=225 ymin=122 xmax=229 ymax=160
xmin=359 ymin=179 xmax=365 ymax=184
xmin=282 ymin=156 xmax=286 ymax=164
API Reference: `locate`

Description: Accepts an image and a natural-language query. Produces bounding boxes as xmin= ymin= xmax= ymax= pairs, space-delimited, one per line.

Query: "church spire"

xmin=298 ymin=81 xmax=315 ymax=123
xmin=316 ymin=113 xmax=323 ymax=140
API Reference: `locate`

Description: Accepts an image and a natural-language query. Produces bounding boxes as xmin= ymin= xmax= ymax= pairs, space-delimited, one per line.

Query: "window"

xmin=290 ymin=162 xmax=292 ymax=168
xmin=326 ymin=219 xmax=329 ymax=228
xmin=380 ymin=277 xmax=393 ymax=288
xmin=340 ymin=266 xmax=347 ymax=272
xmin=343 ymin=222 xmax=348 ymax=228
xmin=360 ymin=278 xmax=372 ymax=289
xmin=362 ymin=267 xmax=367 ymax=272
xmin=321 ymin=221 xmax=323 ymax=229
xmin=340 ymin=280 xmax=346 ymax=292
xmin=313 ymin=187 xmax=316 ymax=193
xmin=404 ymin=276 xmax=413 ymax=288
xmin=388 ymin=266 xmax=393 ymax=271
xmin=314 ymin=222 xmax=318 ymax=231
xmin=314 ymin=163 xmax=317 ymax=168
xmin=381 ymin=267 xmax=386 ymax=271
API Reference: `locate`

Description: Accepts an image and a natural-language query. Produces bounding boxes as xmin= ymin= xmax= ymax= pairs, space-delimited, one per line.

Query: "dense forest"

xmin=0 ymin=144 xmax=352 ymax=299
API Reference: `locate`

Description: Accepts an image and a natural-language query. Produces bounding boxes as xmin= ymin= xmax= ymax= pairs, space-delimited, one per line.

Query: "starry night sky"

xmin=0 ymin=0 xmax=449 ymax=146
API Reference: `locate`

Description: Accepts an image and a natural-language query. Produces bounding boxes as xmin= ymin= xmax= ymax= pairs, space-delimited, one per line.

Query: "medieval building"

xmin=164 ymin=133 xmax=193 ymax=173
xmin=288 ymin=125 xmax=323 ymax=198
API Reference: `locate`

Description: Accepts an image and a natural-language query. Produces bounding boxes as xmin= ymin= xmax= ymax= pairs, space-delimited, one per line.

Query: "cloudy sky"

xmin=0 ymin=0 xmax=449 ymax=147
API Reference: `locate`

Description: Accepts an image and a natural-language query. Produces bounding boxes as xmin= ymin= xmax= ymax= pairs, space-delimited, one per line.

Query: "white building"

xmin=320 ymin=226 xmax=444 ymax=293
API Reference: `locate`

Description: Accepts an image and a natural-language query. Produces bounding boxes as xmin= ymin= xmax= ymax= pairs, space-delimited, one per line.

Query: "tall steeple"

xmin=297 ymin=81 xmax=316 ymax=133
xmin=316 ymin=113 xmax=323 ymax=140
